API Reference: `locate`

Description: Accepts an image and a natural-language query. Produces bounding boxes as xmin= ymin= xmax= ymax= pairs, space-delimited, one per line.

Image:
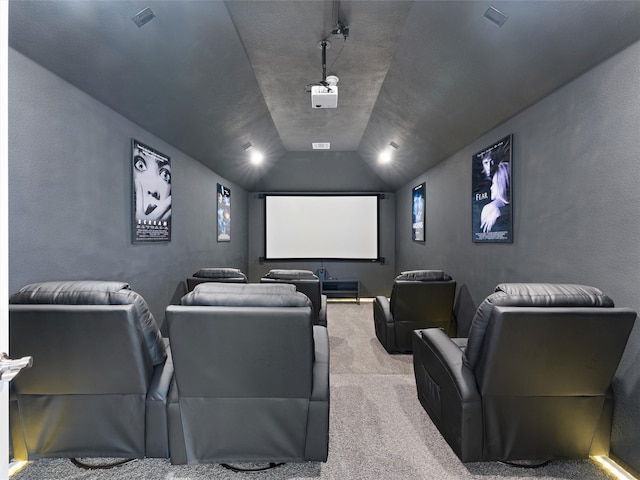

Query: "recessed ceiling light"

xmin=378 ymin=150 xmax=392 ymax=164
xmin=250 ymin=150 xmax=264 ymax=165
xmin=378 ymin=142 xmax=399 ymax=164
xmin=484 ymin=6 xmax=508 ymax=27
xmin=132 ymin=7 xmax=155 ymax=28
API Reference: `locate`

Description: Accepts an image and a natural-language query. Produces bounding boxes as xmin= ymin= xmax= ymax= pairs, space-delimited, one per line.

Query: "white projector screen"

xmin=264 ymin=194 xmax=380 ymax=260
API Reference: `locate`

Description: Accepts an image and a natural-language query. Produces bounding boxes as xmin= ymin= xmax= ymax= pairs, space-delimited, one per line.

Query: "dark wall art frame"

xmin=131 ymin=139 xmax=172 ymax=243
xmin=217 ymin=183 xmax=231 ymax=242
xmin=412 ymin=182 xmax=425 ymax=242
xmin=472 ymin=134 xmax=513 ymax=243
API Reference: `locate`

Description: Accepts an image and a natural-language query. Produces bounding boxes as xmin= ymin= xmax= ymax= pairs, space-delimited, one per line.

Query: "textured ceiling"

xmin=8 ymin=0 xmax=640 ymax=191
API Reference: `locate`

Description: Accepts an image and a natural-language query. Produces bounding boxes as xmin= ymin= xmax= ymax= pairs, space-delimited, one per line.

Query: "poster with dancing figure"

xmin=472 ymin=134 xmax=512 ymax=243
xmin=217 ymin=183 xmax=231 ymax=242
xmin=132 ymin=139 xmax=171 ymax=243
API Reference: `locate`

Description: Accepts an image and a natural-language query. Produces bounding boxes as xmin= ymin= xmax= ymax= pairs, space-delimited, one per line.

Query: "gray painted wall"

xmin=246 ymin=191 xmax=396 ymax=298
xmin=395 ymin=40 xmax=640 ymax=472
xmin=8 ymin=49 xmax=248 ymax=327
xmin=253 ymin=151 xmax=393 ymax=193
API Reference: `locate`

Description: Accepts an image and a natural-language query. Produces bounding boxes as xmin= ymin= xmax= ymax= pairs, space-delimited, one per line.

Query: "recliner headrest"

xmin=191 ymin=283 xmax=296 ymax=296
xmin=464 ymin=283 xmax=614 ymax=368
xmin=395 ymin=270 xmax=452 ymax=282
xmin=182 ymin=282 xmax=311 ymax=308
xmin=10 ymin=280 xmax=167 ymax=365
xmin=192 ymin=267 xmax=247 ymax=281
xmin=491 ymin=283 xmax=614 ymax=307
xmin=264 ymin=269 xmax=318 ymax=281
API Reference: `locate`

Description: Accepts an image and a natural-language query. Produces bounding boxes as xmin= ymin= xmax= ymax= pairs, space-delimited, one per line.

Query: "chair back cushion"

xmin=464 ymin=283 xmax=613 ymax=370
xmin=389 ymin=273 xmax=456 ymax=323
xmin=167 ymin=303 xmax=313 ymax=398
xmin=10 ymin=280 xmax=166 ymax=365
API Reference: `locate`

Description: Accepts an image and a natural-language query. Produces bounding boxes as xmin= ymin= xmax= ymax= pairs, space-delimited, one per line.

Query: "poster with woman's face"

xmin=131 ymin=139 xmax=171 ymax=243
xmin=472 ymin=134 xmax=512 ymax=243
xmin=217 ymin=183 xmax=231 ymax=242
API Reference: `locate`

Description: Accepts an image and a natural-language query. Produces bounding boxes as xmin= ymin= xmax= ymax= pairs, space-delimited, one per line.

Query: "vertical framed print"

xmin=472 ymin=134 xmax=512 ymax=243
xmin=217 ymin=183 xmax=231 ymax=242
xmin=412 ymin=182 xmax=425 ymax=242
xmin=131 ymin=139 xmax=171 ymax=243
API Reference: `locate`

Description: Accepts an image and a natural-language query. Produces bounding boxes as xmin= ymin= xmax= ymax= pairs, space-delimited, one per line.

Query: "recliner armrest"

xmin=414 ymin=330 xmax=478 ymax=403
xmin=311 ymin=325 xmax=329 ymax=402
xmin=413 ymin=328 xmax=482 ymax=462
xmin=318 ymin=295 xmax=328 ymax=327
xmin=145 ymin=339 xmax=174 ymax=458
xmin=373 ymin=296 xmax=392 ymax=323
xmin=147 ymin=340 xmax=174 ymax=402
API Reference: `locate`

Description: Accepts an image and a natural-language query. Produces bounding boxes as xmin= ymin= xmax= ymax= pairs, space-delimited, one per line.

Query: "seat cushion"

xmin=10 ymin=280 xmax=167 ymax=365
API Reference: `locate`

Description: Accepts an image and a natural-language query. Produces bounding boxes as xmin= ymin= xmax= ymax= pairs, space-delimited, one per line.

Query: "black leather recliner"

xmin=9 ymin=281 xmax=173 ymax=460
xmin=261 ymin=269 xmax=327 ymax=326
xmin=166 ymin=282 xmax=330 ymax=465
xmin=186 ymin=267 xmax=248 ymax=292
xmin=412 ymin=283 xmax=636 ymax=462
xmin=373 ymin=270 xmax=456 ymax=353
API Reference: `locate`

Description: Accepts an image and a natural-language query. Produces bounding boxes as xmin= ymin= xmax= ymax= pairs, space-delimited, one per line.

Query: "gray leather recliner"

xmin=166 ymin=282 xmax=330 ymax=465
xmin=9 ymin=280 xmax=173 ymax=460
xmin=186 ymin=267 xmax=248 ymax=292
xmin=412 ymin=283 xmax=636 ymax=463
xmin=261 ymin=269 xmax=327 ymax=326
xmin=373 ymin=270 xmax=456 ymax=353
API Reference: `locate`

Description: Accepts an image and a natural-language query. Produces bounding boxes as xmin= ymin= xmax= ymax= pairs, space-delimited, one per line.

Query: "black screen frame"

xmin=262 ymin=193 xmax=383 ymax=262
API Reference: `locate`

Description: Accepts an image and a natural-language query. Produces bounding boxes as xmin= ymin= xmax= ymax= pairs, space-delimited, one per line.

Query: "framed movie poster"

xmin=217 ymin=183 xmax=231 ymax=242
xmin=472 ymin=134 xmax=512 ymax=243
xmin=131 ymin=139 xmax=171 ymax=243
xmin=412 ymin=182 xmax=425 ymax=241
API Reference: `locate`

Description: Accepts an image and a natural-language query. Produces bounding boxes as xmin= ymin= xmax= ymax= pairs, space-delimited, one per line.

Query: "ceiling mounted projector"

xmin=311 ymin=85 xmax=338 ymax=108
xmin=309 ymin=39 xmax=341 ymax=108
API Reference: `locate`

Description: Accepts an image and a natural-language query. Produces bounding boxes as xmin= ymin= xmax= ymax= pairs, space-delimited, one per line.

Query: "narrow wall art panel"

xmin=472 ymin=134 xmax=513 ymax=243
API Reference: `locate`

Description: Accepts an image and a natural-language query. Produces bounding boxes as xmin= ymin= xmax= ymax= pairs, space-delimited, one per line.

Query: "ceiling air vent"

xmin=484 ymin=6 xmax=508 ymax=27
xmin=312 ymin=143 xmax=331 ymax=150
xmin=132 ymin=7 xmax=156 ymax=28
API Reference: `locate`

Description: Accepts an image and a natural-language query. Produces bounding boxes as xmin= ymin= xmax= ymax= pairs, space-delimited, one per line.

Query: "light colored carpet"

xmin=12 ymin=302 xmax=615 ymax=479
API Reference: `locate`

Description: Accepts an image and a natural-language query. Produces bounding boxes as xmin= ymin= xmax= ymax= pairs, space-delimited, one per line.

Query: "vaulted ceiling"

xmin=8 ymin=0 xmax=640 ymax=191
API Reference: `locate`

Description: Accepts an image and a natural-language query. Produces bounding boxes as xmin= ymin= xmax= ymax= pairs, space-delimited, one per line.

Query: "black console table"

xmin=321 ymin=279 xmax=360 ymax=304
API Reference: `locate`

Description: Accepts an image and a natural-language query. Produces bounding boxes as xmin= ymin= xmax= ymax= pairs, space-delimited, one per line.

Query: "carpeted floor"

xmin=12 ymin=302 xmax=616 ymax=479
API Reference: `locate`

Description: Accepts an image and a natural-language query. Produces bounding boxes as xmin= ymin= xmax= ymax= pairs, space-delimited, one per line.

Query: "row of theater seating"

xmin=9 ymin=269 xmax=637 ymax=466
xmin=8 ymin=279 xmax=329 ymax=465
xmin=374 ymin=270 xmax=636 ymax=463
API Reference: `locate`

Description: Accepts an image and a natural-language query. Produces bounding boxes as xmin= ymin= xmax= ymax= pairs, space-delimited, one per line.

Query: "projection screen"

xmin=264 ymin=194 xmax=380 ymax=261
